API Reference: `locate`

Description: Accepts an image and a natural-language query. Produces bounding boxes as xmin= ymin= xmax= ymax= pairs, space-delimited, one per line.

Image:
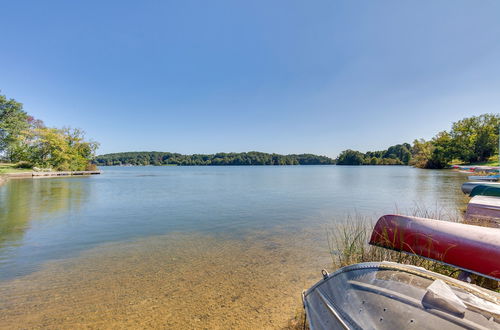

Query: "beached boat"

xmin=457 ymin=165 xmax=477 ymax=171
xmin=303 ymin=261 xmax=500 ymax=330
xmin=468 ymin=174 xmax=499 ymax=181
xmin=461 ymin=182 xmax=500 ymax=194
xmin=470 ymin=185 xmax=500 ymax=197
xmin=477 ymin=168 xmax=500 ymax=173
xmin=369 ymin=215 xmax=500 ymax=279
xmin=303 ymin=215 xmax=500 ymax=329
xmin=472 ymin=166 xmax=500 ymax=173
xmin=465 ymin=195 xmax=500 ymax=226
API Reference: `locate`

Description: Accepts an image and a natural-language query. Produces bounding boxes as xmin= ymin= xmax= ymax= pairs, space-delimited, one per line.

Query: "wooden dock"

xmin=32 ymin=170 xmax=102 ymax=177
xmin=3 ymin=171 xmax=101 ymax=178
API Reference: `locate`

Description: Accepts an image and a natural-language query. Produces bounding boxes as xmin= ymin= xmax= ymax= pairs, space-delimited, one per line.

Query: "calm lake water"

xmin=0 ymin=166 xmax=468 ymax=328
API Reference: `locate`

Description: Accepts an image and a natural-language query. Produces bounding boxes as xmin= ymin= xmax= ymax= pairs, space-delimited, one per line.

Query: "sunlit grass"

xmin=450 ymin=155 xmax=499 ymax=166
xmin=0 ymin=163 xmax=32 ymax=174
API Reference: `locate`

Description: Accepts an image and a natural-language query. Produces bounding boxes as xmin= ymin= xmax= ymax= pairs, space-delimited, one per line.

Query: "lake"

xmin=0 ymin=166 xmax=468 ymax=328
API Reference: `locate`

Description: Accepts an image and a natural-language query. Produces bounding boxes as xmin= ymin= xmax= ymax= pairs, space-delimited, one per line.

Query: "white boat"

xmin=465 ymin=195 xmax=500 ymax=226
xmin=468 ymin=174 xmax=499 ymax=181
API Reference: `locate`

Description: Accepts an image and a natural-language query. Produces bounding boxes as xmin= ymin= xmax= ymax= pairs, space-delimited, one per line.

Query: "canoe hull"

xmin=465 ymin=195 xmax=500 ymax=227
xmin=470 ymin=185 xmax=500 ymax=197
xmin=369 ymin=215 xmax=500 ymax=280
xmin=462 ymin=182 xmax=500 ymax=194
xmin=468 ymin=175 xmax=499 ymax=181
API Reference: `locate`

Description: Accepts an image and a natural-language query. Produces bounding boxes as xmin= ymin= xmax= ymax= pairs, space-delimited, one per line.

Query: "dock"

xmin=32 ymin=170 xmax=102 ymax=177
xmin=4 ymin=171 xmax=101 ymax=178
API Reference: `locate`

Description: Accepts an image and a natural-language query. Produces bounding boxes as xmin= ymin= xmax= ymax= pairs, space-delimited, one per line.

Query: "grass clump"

xmin=326 ymin=214 xmax=455 ymax=276
xmin=326 ymin=207 xmax=498 ymax=291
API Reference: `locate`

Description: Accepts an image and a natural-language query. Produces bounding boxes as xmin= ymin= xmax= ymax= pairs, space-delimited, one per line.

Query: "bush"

xmin=14 ymin=161 xmax=33 ymax=169
xmin=86 ymin=163 xmax=98 ymax=171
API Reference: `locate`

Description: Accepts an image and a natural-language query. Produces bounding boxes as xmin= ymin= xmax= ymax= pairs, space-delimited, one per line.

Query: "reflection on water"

xmin=0 ymin=166 xmax=469 ymax=328
xmin=0 ymin=178 xmax=89 ymax=276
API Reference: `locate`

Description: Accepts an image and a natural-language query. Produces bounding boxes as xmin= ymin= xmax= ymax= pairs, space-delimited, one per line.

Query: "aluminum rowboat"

xmin=303 ymin=262 xmax=500 ymax=330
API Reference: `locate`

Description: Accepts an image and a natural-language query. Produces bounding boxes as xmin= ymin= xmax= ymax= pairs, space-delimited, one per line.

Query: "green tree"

xmin=449 ymin=114 xmax=499 ymax=163
xmin=410 ymin=139 xmax=433 ymax=168
xmin=28 ymin=127 xmax=99 ymax=171
xmin=430 ymin=131 xmax=453 ymax=167
xmin=410 ymin=138 xmax=449 ymax=169
xmin=0 ymin=94 xmax=29 ymax=160
xmin=336 ymin=149 xmax=365 ymax=165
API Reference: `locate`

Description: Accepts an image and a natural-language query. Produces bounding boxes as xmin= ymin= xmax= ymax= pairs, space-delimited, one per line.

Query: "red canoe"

xmin=369 ymin=215 xmax=500 ymax=280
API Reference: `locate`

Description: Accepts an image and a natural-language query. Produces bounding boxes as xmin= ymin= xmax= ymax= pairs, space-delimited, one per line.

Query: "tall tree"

xmin=336 ymin=149 xmax=365 ymax=165
xmin=28 ymin=127 xmax=99 ymax=171
xmin=0 ymin=93 xmax=29 ymax=160
xmin=449 ymin=114 xmax=499 ymax=163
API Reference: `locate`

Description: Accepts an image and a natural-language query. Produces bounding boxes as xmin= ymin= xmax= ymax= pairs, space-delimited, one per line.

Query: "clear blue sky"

xmin=1 ymin=1 xmax=499 ymax=157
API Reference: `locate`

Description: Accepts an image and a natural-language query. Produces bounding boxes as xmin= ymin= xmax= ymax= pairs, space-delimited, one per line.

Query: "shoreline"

xmin=0 ymin=172 xmax=32 ymax=188
xmin=0 ymin=171 xmax=101 ymax=187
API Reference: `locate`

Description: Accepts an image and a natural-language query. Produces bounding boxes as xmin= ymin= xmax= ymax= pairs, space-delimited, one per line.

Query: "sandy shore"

xmin=0 ymin=230 xmax=330 ymax=329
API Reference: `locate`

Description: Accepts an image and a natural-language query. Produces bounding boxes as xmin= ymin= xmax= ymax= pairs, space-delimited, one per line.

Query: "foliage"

xmin=449 ymin=114 xmax=499 ymax=163
xmin=337 ymin=143 xmax=410 ymax=165
xmin=14 ymin=161 xmax=33 ymax=169
xmin=409 ymin=137 xmax=451 ymax=169
xmin=0 ymin=93 xmax=98 ymax=171
xmin=337 ymin=113 xmax=499 ymax=168
xmin=336 ymin=149 xmax=365 ymax=165
xmin=25 ymin=127 xmax=99 ymax=171
xmin=95 ymin=151 xmax=335 ymax=166
xmin=411 ymin=114 xmax=499 ymax=168
xmin=409 ymin=139 xmax=432 ymax=168
xmin=0 ymin=94 xmax=29 ymax=159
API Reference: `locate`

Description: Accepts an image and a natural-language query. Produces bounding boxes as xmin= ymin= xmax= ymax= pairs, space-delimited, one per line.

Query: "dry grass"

xmin=326 ymin=213 xmax=456 ymax=277
xmin=283 ymin=306 xmax=307 ymax=330
xmin=326 ymin=207 xmax=498 ymax=291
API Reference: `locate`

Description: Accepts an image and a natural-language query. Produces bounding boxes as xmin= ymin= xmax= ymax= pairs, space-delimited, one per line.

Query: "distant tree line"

xmin=0 ymin=93 xmax=99 ymax=171
xmin=95 ymin=151 xmax=335 ymax=166
xmin=337 ymin=143 xmax=412 ymax=166
xmin=336 ymin=114 xmax=499 ymax=168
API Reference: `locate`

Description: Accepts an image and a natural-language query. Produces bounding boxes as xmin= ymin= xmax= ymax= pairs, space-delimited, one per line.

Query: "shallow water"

xmin=0 ymin=166 xmax=468 ymax=328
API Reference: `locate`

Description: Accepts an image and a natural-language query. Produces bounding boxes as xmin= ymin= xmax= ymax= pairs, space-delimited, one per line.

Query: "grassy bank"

xmin=470 ymin=160 xmax=499 ymax=166
xmin=0 ymin=163 xmax=33 ymax=187
xmin=0 ymin=163 xmax=32 ymax=174
xmin=451 ymin=155 xmax=499 ymax=167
